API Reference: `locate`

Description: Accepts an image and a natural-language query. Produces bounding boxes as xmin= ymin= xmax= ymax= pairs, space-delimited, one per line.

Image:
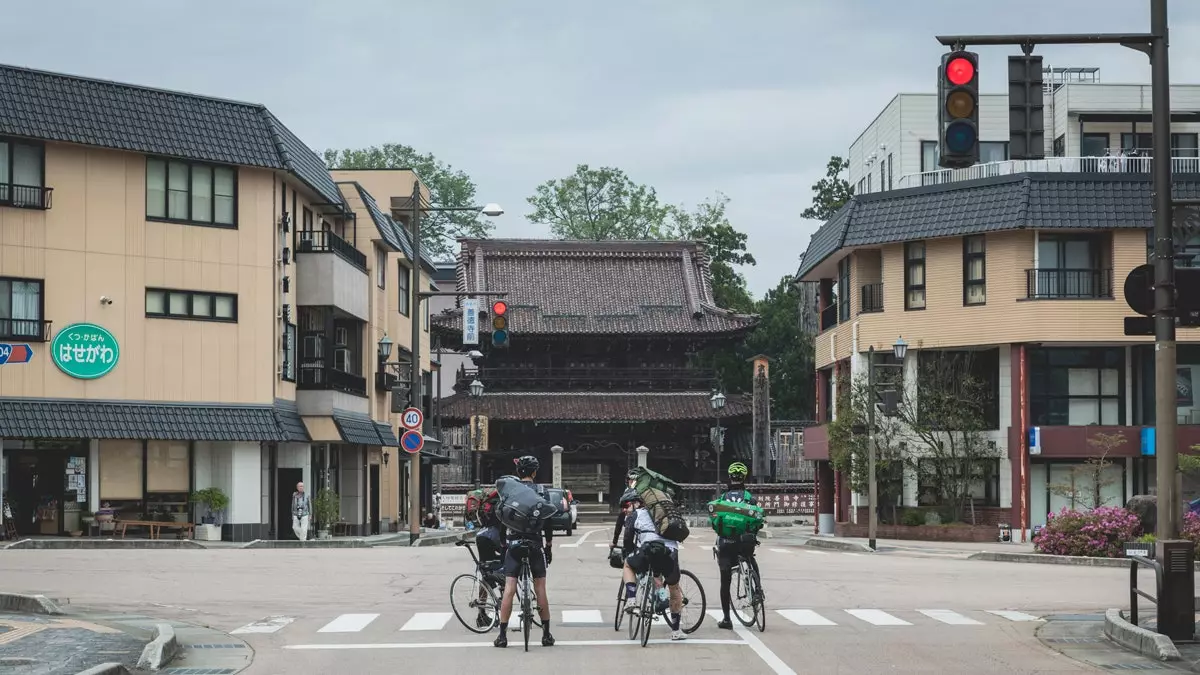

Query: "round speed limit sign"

xmin=401 ymin=407 xmax=424 ymax=430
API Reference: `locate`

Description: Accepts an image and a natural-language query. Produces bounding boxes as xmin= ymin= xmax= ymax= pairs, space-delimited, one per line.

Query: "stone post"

xmin=636 ymin=445 xmax=649 ymax=469
xmin=551 ymin=445 xmax=563 ymax=489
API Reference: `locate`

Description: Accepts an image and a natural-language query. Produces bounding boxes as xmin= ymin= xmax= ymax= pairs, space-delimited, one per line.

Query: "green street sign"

xmin=51 ymin=323 xmax=120 ymax=379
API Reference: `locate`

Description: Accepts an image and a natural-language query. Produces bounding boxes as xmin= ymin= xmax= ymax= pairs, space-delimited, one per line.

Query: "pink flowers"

xmin=1033 ymin=507 xmax=1142 ymax=558
xmin=1184 ymin=511 xmax=1200 ymax=555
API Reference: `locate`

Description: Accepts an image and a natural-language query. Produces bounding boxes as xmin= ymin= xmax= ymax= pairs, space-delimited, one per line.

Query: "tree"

xmin=323 ymin=144 xmax=492 ymax=259
xmin=801 ymin=156 xmax=854 ymax=222
xmin=1049 ymin=432 xmax=1124 ymax=510
xmin=744 ymin=276 xmax=814 ymax=417
xmin=673 ymin=193 xmax=756 ymax=313
xmin=827 ymin=371 xmax=905 ymax=522
xmin=526 ymin=164 xmax=678 ymax=240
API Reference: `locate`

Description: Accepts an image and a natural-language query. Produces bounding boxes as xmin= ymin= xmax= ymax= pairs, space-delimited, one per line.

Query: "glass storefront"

xmin=94 ymin=440 xmax=192 ymax=524
xmin=1029 ymin=347 xmax=1125 ymax=426
xmin=1 ymin=440 xmax=89 ymax=536
xmin=1133 ymin=344 xmax=1200 ymax=425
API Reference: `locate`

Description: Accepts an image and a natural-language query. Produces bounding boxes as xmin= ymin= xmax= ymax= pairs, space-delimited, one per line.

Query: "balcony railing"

xmin=1025 ymin=268 xmax=1114 ymax=299
xmin=0 ymin=183 xmax=53 ymax=210
xmin=819 ymin=304 xmax=838 ymax=331
xmin=860 ymin=283 xmax=883 ymax=313
xmin=0 ymin=318 xmax=52 ymax=342
xmin=296 ymin=229 xmax=368 ymax=272
xmin=298 ymin=359 xmax=367 ymax=396
xmin=897 ymin=156 xmax=1200 ymax=190
xmin=459 ymin=366 xmax=717 ymax=392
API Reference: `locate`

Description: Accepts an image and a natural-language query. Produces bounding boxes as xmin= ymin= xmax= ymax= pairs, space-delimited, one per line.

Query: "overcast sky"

xmin=3 ymin=1 xmax=1199 ymax=297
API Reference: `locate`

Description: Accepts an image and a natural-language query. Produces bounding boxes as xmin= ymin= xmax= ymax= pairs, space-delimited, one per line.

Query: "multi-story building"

xmin=799 ymin=67 xmax=1200 ymax=538
xmin=0 ymin=64 xmax=435 ymax=541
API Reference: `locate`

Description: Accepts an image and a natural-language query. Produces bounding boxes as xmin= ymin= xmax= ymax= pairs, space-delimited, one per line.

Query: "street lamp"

xmin=469 ymin=378 xmax=484 ymax=485
xmin=711 ymin=391 xmax=726 ymax=495
xmin=396 ymin=184 xmax=504 ymax=545
xmin=866 ymin=335 xmax=910 ymax=551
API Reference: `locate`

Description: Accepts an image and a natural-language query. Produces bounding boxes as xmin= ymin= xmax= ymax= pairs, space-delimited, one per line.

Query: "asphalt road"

xmin=0 ymin=527 xmax=1137 ymax=674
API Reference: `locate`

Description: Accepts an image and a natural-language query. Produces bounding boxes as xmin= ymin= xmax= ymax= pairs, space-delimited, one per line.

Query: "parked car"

xmin=543 ymin=486 xmax=576 ymax=536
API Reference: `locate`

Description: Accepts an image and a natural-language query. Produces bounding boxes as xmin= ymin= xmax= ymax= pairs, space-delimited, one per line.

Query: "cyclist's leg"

xmin=716 ymin=542 xmax=736 ymax=626
xmin=531 ymin=547 xmax=554 ymax=645
xmin=664 ymin=549 xmax=685 ymax=633
xmin=494 ymin=547 xmax=521 ymax=647
xmin=623 ymin=545 xmax=648 ymax=600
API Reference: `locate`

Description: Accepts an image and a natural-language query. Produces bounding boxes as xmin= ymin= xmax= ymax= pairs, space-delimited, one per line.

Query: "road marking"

xmin=561 ymin=610 xmax=604 ymax=625
xmin=561 ymin=528 xmax=603 ymax=548
xmin=398 ymin=612 xmax=452 ymax=631
xmin=843 ymin=553 xmax=862 ymax=557
xmin=284 ymin=638 xmax=746 ymax=650
xmin=845 ymin=609 xmax=911 ymax=626
xmin=231 ymin=616 xmax=294 ymax=634
xmin=318 ymin=613 xmax=379 ymax=633
xmin=769 ymin=548 xmax=791 ymax=554
xmin=776 ymin=609 xmax=837 ymax=626
xmin=802 ymin=550 xmax=828 ymax=555
xmin=986 ymin=610 xmax=1043 ymax=622
xmin=707 ymin=610 xmax=796 ymax=674
xmin=918 ymin=609 xmax=982 ymax=625
xmin=594 ymin=543 xmax=608 ymax=548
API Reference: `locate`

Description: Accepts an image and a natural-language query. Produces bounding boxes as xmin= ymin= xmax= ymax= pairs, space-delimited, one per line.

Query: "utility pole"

xmin=408 ymin=179 xmax=423 ymax=546
xmin=867 ymin=346 xmax=878 ymax=551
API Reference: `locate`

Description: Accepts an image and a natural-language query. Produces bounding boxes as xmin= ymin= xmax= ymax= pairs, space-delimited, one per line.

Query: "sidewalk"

xmin=773 ymin=531 xmax=1036 ymax=556
xmin=1 ymin=528 xmax=474 ymax=551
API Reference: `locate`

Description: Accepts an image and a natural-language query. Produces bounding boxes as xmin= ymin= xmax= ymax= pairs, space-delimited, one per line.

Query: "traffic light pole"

xmin=938 ymin=0 xmax=1193 ymax=642
xmin=409 ymin=180 xmax=423 ymax=546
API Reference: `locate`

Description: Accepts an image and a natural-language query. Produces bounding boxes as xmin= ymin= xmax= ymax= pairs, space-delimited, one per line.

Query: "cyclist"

xmin=493 ymin=455 xmax=556 ymax=648
xmin=608 ymin=487 xmax=641 ymax=567
xmin=610 ymin=471 xmax=639 ymax=550
xmin=714 ymin=461 xmax=759 ymax=630
xmin=621 ymin=491 xmax=687 ymax=641
xmin=473 ymin=492 xmax=506 ymax=628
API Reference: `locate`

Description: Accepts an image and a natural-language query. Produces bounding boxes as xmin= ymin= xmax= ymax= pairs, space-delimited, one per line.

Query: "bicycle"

xmin=449 ymin=540 xmax=502 ymax=633
xmin=618 ymin=551 xmax=706 ymax=647
xmin=508 ymin=538 xmax=545 ymax=652
xmin=719 ymin=534 xmax=766 ymax=632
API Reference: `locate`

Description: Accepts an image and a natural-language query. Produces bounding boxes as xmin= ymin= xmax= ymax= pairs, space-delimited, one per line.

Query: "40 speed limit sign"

xmin=401 ymin=407 xmax=424 ymax=430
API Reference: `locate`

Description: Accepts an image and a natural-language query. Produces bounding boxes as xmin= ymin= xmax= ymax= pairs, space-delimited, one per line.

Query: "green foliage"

xmin=323 ymin=143 xmax=492 ymax=258
xmin=1136 ymin=533 xmax=1157 ymax=544
xmin=313 ymin=487 xmax=341 ymax=529
xmin=675 ymin=193 xmax=756 ymax=314
xmin=801 ymin=156 xmax=854 ymax=222
xmin=1048 ymin=432 xmax=1123 ymax=510
xmin=1181 ymin=452 xmax=1200 ymax=476
xmin=826 ymin=372 xmax=904 ymax=499
xmin=901 ymin=509 xmax=927 ymax=527
xmin=190 ymin=487 xmax=229 ymax=524
xmin=743 ymin=276 xmax=814 ymax=417
xmin=526 ymin=164 xmax=679 ymax=241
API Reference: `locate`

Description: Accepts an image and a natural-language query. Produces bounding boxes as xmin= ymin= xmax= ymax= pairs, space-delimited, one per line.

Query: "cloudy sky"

xmin=3 ymin=1 xmax=1198 ymax=297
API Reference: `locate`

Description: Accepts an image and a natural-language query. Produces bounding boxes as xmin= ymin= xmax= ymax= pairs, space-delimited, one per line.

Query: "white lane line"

xmin=594 ymin=543 xmax=609 ymax=548
xmin=561 ymin=610 xmax=604 ymax=625
xmin=231 ymin=616 xmax=294 ymax=634
xmin=708 ymin=610 xmax=796 ymax=675
xmin=843 ymin=553 xmax=862 ymax=557
xmin=318 ymin=613 xmax=379 ymax=633
xmin=284 ymin=638 xmax=746 ymax=650
xmin=802 ymin=550 xmax=829 ymax=556
xmin=986 ymin=610 xmax=1043 ymax=622
xmin=769 ymin=548 xmax=791 ymax=554
xmin=845 ymin=609 xmax=911 ymax=626
xmin=918 ymin=609 xmax=983 ymax=626
xmin=398 ymin=612 xmax=453 ymax=631
xmin=561 ymin=528 xmax=606 ymax=548
xmin=776 ymin=609 xmax=837 ymax=626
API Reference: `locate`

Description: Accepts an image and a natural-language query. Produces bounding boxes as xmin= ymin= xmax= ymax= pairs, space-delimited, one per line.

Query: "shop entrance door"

xmin=276 ymin=468 xmax=302 ymax=540
xmin=369 ymin=464 xmax=380 ymax=535
xmin=7 ymin=452 xmax=65 ymax=536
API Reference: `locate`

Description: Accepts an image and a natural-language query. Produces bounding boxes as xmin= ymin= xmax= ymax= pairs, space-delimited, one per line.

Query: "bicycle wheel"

xmin=639 ymin=580 xmax=654 ymax=648
xmin=675 ymin=569 xmax=707 ymax=634
xmin=732 ymin=561 xmax=757 ymax=627
xmin=613 ymin=578 xmax=627 ymax=632
xmin=521 ymin=572 xmax=532 ymax=652
xmin=750 ymin=564 xmax=766 ymax=632
xmin=627 ymin=576 xmax=643 ymax=641
xmin=449 ymin=572 xmax=499 ymax=634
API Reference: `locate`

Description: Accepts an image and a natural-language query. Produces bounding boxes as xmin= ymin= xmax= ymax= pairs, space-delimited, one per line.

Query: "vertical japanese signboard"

xmin=462 ymin=298 xmax=479 ymax=345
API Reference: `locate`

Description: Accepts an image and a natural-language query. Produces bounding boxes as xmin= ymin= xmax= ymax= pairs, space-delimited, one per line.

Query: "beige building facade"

xmin=0 ymin=64 xmax=434 ymax=541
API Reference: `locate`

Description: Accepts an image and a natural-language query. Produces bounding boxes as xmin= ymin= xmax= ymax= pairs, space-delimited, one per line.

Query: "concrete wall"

xmin=293 ymin=251 xmax=369 ymax=321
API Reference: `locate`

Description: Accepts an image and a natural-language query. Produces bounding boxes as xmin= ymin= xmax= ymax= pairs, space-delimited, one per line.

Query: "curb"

xmin=136 ymin=623 xmax=180 ymax=671
xmin=1102 ymin=608 xmax=1182 ymax=662
xmin=803 ymin=538 xmax=874 ymax=553
xmin=243 ymin=538 xmax=370 ymax=549
xmin=969 ymin=550 xmax=1200 ymax=570
xmin=74 ymin=664 xmax=131 ymax=675
xmin=0 ymin=592 xmax=63 ymax=615
xmin=3 ymin=539 xmax=204 ymax=550
xmin=412 ymin=530 xmax=476 ymax=547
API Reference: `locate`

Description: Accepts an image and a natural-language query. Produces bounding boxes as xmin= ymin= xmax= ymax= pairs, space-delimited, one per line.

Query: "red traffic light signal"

xmin=491 ymin=300 xmax=507 ymax=316
xmin=946 ymin=57 xmax=975 ymax=86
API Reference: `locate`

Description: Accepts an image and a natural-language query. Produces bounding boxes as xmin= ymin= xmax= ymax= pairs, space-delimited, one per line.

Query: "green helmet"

xmin=727 ymin=462 xmax=749 ymax=479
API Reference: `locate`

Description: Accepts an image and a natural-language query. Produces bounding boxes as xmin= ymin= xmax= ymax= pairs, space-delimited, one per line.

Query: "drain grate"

xmin=162 ymin=669 xmax=239 ymax=674
xmin=1044 ymin=637 xmax=1104 ymax=644
xmin=185 ymin=644 xmax=248 ymax=649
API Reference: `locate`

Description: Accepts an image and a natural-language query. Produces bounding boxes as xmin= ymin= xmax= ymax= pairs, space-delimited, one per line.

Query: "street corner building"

xmin=0 ymin=64 xmax=440 ymax=542
xmin=428 ymin=238 xmax=759 ymax=504
xmin=798 ymin=74 xmax=1200 ymax=540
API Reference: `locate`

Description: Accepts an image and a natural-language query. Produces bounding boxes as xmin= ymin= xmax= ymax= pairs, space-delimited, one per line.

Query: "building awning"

xmin=375 ymin=422 xmax=399 ymax=447
xmin=332 ymin=409 xmax=388 ymax=446
xmin=437 ymin=391 xmax=753 ymax=423
xmin=0 ymin=397 xmax=298 ymax=441
xmin=272 ymin=399 xmax=311 ymax=443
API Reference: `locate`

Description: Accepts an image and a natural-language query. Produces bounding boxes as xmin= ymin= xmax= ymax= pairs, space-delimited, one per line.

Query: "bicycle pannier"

xmin=707 ymin=498 xmax=765 ymax=539
xmin=629 ymin=467 xmax=681 ymax=499
xmin=494 ymin=477 xmax=557 ymax=534
xmin=640 ymin=486 xmax=690 ymax=542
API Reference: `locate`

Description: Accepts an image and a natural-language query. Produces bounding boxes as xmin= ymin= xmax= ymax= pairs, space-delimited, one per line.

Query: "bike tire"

xmin=732 ymin=563 xmax=757 ymax=627
xmin=613 ymin=578 xmax=627 ymax=632
xmin=639 ymin=581 xmax=654 ymax=648
xmin=627 ymin=576 xmax=643 ymax=641
xmin=522 ymin=574 xmax=532 ymax=652
xmin=752 ymin=566 xmax=766 ymax=632
xmin=449 ymin=573 xmax=498 ymax=634
xmin=676 ymin=569 xmax=707 ymax=634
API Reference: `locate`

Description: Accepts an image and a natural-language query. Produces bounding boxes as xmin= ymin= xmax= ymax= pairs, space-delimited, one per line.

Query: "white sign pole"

xmin=462 ymin=298 xmax=479 ymax=345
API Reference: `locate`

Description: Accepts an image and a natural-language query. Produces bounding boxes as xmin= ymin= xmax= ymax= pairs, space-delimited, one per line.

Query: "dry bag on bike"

xmin=707 ymin=498 xmax=765 ymax=538
xmin=629 ymin=467 xmax=681 ymax=499
xmin=640 ymin=486 xmax=690 ymax=542
xmin=494 ymin=477 xmax=556 ymax=534
xmin=465 ymin=487 xmax=499 ymax=525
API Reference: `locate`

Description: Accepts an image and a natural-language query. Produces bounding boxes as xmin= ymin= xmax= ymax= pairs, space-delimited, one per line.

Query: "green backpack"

xmin=629 ymin=467 xmax=680 ymax=499
xmin=707 ymin=496 xmax=765 ymax=538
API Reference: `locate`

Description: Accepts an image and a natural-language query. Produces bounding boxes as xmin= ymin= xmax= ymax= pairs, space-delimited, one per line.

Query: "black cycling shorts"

xmin=716 ymin=538 xmax=756 ymax=572
xmin=502 ymin=539 xmax=547 ymax=579
xmin=476 ymin=527 xmax=504 ymax=562
xmin=626 ymin=541 xmax=681 ymax=586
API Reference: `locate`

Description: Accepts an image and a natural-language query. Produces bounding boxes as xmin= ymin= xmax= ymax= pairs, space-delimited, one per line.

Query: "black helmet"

xmin=514 ymin=455 xmax=540 ymax=478
xmin=619 ymin=488 xmax=641 ymax=506
xmin=626 ymin=468 xmax=640 ymax=480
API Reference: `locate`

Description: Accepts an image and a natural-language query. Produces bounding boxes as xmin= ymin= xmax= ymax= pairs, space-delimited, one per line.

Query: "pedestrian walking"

xmin=292 ymin=482 xmax=311 ymax=541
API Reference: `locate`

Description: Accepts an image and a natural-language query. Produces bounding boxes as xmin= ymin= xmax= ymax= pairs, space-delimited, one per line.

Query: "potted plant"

xmin=190 ymin=487 xmax=229 ymax=541
xmin=313 ymin=487 xmax=340 ymax=540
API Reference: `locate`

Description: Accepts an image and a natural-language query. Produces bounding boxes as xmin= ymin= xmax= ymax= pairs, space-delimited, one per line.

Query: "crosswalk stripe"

xmin=776 ymin=609 xmax=837 ymax=626
xmin=802 ymin=550 xmax=829 ymax=555
xmin=561 ymin=610 xmax=604 ymax=625
xmin=845 ymin=609 xmax=911 ymax=626
xmin=594 ymin=543 xmax=608 ymax=548
xmin=399 ymin=612 xmax=453 ymax=632
xmin=769 ymin=548 xmax=791 ymax=554
xmin=917 ymin=609 xmax=982 ymax=625
xmin=318 ymin=614 xmax=379 ymax=633
xmin=986 ymin=610 xmax=1043 ymax=622
xmin=231 ymin=616 xmax=294 ymax=634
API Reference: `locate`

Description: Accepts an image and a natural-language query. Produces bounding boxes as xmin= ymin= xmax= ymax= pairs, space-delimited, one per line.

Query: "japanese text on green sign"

xmin=51 ymin=323 xmax=120 ymax=379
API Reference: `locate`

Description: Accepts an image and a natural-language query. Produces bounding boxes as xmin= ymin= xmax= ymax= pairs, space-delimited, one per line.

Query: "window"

xmin=921 ymin=141 xmax=939 ymax=173
xmin=963 ymin=235 xmax=986 ymax=305
xmin=1080 ymin=133 xmax=1109 ymax=158
xmin=0 ymin=139 xmax=47 ymax=208
xmin=918 ymin=349 xmax=1000 ymax=429
xmin=837 ymin=257 xmax=851 ymax=321
xmin=1119 ymin=132 xmax=1200 ymax=157
xmin=879 ymin=157 xmax=885 ymax=194
xmin=0 ymin=277 xmax=44 ymax=340
xmin=376 ymin=248 xmax=387 ymax=289
xmin=397 ymin=263 xmax=411 ymax=316
xmin=1147 ymin=229 xmax=1200 ymax=268
xmin=886 ymin=152 xmax=893 ymax=190
xmin=145 ymin=288 xmax=237 ymax=322
xmin=1034 ymin=234 xmax=1108 ymax=298
xmin=423 ymin=296 xmax=430 ymax=332
xmin=146 ymin=158 xmax=236 ymax=226
xmin=904 ymin=242 xmax=926 ymax=310
xmin=979 ymin=142 xmax=1009 ymax=163
xmin=282 ymin=323 xmax=296 ymax=382
xmin=917 ymin=458 xmax=1000 ymax=507
xmin=1029 ymin=348 xmax=1123 ymax=426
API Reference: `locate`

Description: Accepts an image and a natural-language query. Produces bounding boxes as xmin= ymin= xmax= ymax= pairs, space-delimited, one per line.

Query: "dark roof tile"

xmin=332 ymin=409 xmax=387 ymax=446
xmin=0 ymin=398 xmax=291 ymax=441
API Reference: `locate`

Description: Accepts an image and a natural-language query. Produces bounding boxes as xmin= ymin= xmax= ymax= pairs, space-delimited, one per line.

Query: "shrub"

xmin=1183 ymin=511 xmax=1200 ymax=556
xmin=1033 ymin=506 xmax=1142 ymax=558
xmin=901 ymin=509 xmax=926 ymax=527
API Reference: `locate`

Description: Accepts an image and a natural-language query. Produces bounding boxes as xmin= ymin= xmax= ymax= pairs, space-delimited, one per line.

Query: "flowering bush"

xmin=1033 ymin=506 xmax=1142 ymax=558
xmin=1184 ymin=511 xmax=1200 ymax=556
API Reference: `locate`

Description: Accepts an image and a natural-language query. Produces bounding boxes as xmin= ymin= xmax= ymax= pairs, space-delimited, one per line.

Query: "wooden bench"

xmin=115 ymin=520 xmax=195 ymax=540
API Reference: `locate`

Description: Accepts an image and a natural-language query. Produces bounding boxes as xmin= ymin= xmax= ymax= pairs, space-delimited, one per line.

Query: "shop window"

xmin=1029 ymin=347 xmax=1124 ymax=426
xmin=917 ymin=458 xmax=1001 ymax=508
xmin=99 ymin=440 xmax=143 ymax=501
xmin=917 ymin=349 xmax=1000 ymax=430
xmin=1135 ymin=344 xmax=1200 ymax=425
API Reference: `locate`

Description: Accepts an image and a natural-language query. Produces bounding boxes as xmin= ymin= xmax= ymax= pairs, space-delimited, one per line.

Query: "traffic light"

xmin=490 ymin=300 xmax=510 ymax=348
xmin=1008 ymin=55 xmax=1045 ymax=160
xmin=938 ymin=50 xmax=980 ymax=169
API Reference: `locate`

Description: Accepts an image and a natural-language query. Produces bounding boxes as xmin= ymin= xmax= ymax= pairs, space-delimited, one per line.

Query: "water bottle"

xmin=656 ymin=586 xmax=669 ymax=608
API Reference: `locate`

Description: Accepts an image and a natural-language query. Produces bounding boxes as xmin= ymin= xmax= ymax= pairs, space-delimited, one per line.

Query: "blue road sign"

xmin=0 ymin=344 xmax=33 ymax=365
xmin=401 ymin=429 xmax=424 ymax=455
